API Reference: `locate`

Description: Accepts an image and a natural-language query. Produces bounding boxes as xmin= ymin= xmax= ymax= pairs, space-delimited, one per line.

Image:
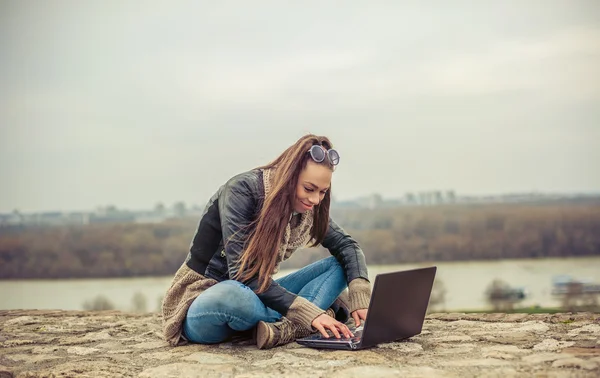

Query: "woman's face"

xmin=294 ymin=160 xmax=332 ymax=213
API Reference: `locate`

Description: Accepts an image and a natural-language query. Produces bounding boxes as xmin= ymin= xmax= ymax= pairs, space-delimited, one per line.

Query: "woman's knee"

xmin=321 ymin=256 xmax=341 ymax=271
xmin=323 ymin=257 xmax=346 ymax=286
xmin=190 ymin=280 xmax=256 ymax=313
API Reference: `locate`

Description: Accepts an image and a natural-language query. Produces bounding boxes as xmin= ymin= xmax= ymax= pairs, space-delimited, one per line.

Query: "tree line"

xmin=1 ymin=202 xmax=599 ymax=279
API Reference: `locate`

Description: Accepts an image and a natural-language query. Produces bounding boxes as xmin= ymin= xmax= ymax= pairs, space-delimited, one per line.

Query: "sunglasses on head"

xmin=307 ymin=145 xmax=340 ymax=166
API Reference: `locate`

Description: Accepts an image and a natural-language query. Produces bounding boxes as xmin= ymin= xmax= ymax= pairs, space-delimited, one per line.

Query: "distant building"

xmin=366 ymin=193 xmax=383 ymax=209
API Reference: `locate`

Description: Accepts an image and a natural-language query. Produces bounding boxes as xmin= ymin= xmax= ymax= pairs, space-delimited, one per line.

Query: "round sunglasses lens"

xmin=310 ymin=146 xmax=325 ymax=162
xmin=328 ymin=150 xmax=340 ymax=165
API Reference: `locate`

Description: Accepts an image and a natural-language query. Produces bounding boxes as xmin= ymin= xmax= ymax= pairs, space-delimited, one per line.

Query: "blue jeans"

xmin=182 ymin=256 xmax=347 ymax=344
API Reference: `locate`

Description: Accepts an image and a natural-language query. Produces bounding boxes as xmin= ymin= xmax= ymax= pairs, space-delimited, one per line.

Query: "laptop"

xmin=296 ymin=266 xmax=437 ymax=350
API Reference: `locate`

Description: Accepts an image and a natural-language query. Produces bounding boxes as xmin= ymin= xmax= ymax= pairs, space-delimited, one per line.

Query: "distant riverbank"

xmin=2 ymin=202 xmax=599 ymax=280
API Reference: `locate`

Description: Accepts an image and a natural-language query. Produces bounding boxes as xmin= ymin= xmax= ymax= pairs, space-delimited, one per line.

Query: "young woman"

xmin=162 ymin=134 xmax=371 ymax=349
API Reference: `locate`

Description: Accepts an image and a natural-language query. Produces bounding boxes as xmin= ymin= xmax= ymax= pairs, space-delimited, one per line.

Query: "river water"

xmin=1 ymin=257 xmax=598 ymax=312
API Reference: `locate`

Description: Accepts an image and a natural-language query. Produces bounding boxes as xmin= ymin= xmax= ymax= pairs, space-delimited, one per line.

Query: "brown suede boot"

xmin=255 ymin=317 xmax=313 ymax=349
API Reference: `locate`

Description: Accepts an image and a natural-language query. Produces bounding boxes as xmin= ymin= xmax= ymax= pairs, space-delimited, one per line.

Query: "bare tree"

xmin=131 ymin=292 xmax=148 ymax=312
xmin=82 ymin=295 xmax=115 ymax=311
xmin=428 ymin=279 xmax=447 ymax=313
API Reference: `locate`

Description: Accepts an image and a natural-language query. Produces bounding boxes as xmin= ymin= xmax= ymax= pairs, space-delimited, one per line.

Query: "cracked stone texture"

xmin=0 ymin=310 xmax=599 ymax=377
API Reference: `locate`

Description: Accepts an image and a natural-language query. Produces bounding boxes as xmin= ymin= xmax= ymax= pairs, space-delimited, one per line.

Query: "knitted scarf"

xmin=262 ymin=168 xmax=314 ymax=273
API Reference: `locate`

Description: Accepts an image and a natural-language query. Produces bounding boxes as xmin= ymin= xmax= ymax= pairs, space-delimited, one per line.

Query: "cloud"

xmin=1 ymin=2 xmax=599 ymax=212
xmin=421 ymin=26 xmax=600 ymax=98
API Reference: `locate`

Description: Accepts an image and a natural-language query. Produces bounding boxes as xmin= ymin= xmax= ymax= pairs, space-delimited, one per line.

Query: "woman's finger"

xmin=327 ymin=323 xmax=341 ymax=338
xmin=353 ymin=312 xmax=361 ymax=327
xmin=314 ymin=323 xmax=329 ymax=338
xmin=339 ymin=323 xmax=353 ymax=338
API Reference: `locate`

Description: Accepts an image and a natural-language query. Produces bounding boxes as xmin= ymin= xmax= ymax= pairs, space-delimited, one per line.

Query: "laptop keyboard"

xmin=306 ymin=327 xmax=363 ymax=341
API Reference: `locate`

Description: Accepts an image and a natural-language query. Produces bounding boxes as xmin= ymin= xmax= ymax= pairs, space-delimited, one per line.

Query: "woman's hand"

xmin=311 ymin=313 xmax=353 ymax=339
xmin=351 ymin=309 xmax=368 ymax=327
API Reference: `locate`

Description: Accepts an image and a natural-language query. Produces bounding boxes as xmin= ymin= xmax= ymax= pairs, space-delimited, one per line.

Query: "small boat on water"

xmin=551 ymin=275 xmax=600 ymax=295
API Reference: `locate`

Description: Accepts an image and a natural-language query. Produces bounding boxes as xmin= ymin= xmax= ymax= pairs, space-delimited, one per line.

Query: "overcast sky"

xmin=1 ymin=1 xmax=599 ymax=212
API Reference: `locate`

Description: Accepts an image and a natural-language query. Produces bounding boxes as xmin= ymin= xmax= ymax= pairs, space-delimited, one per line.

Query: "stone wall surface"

xmin=0 ymin=310 xmax=599 ymax=377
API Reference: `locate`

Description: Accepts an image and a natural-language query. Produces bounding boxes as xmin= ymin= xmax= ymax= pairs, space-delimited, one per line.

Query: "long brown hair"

xmin=233 ymin=134 xmax=335 ymax=293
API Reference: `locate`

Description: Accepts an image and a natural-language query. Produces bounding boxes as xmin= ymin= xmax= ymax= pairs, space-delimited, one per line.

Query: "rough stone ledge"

xmin=1 ymin=310 xmax=598 ymax=378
